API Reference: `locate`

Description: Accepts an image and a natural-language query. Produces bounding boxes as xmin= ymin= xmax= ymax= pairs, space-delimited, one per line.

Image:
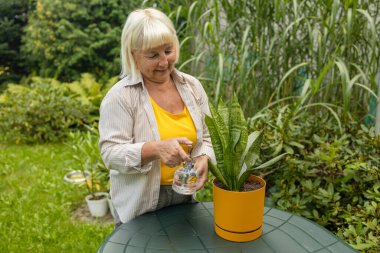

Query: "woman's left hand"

xmin=193 ymin=155 xmax=209 ymax=190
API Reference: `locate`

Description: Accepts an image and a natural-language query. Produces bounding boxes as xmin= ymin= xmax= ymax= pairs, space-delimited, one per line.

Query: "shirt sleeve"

xmin=98 ymin=88 xmax=152 ymax=174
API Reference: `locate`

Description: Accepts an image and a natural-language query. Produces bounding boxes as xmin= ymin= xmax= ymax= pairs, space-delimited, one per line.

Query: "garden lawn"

xmin=0 ymin=143 xmax=113 ymax=253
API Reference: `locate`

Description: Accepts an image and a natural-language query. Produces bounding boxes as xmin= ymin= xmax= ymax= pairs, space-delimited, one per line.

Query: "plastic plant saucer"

xmin=64 ymin=170 xmax=91 ymax=184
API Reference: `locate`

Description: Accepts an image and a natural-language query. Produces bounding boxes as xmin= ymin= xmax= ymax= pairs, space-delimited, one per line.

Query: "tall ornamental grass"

xmin=145 ymin=0 xmax=380 ymax=120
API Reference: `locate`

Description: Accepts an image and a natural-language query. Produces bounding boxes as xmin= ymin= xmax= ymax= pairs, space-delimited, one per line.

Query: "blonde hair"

xmin=120 ymin=8 xmax=180 ymax=80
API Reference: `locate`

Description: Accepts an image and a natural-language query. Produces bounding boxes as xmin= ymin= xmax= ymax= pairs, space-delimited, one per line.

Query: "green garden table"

xmin=97 ymin=202 xmax=358 ymax=253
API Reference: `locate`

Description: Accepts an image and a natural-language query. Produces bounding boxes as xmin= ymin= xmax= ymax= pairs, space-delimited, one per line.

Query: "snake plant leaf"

xmin=229 ymin=94 xmax=248 ymax=185
xmin=229 ymin=94 xmax=247 ymax=157
xmin=224 ymin=141 xmax=238 ymax=189
xmin=208 ymin=102 xmax=229 ymax=149
xmin=208 ymin=160 xmax=228 ymax=188
xmin=240 ymin=130 xmax=263 ymax=169
xmin=217 ymin=99 xmax=229 ymax=128
xmin=205 ymin=114 xmax=225 ymax=175
xmin=207 ymin=96 xmax=285 ymax=191
xmin=237 ymin=153 xmax=288 ymax=188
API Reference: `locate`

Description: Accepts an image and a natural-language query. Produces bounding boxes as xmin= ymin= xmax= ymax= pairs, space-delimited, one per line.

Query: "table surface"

xmin=97 ymin=202 xmax=358 ymax=253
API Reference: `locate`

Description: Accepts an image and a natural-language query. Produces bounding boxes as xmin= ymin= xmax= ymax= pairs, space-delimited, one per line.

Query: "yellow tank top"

xmin=150 ymin=97 xmax=197 ymax=185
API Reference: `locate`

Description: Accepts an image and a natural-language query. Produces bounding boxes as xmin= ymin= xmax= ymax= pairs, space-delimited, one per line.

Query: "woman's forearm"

xmin=141 ymin=141 xmax=160 ymax=165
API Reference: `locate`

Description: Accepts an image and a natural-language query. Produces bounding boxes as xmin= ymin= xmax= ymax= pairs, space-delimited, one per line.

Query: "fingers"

xmin=196 ymin=176 xmax=207 ymax=190
xmin=158 ymin=138 xmax=192 ymax=167
xmin=194 ymin=156 xmax=209 ymax=190
xmin=176 ymin=137 xmax=193 ymax=145
xmin=173 ymin=137 xmax=191 ymax=163
xmin=178 ymin=148 xmax=191 ymax=162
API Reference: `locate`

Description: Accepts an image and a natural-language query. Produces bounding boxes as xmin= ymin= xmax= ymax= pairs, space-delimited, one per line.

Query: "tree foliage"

xmin=22 ymin=0 xmax=140 ymax=82
xmin=0 ymin=0 xmax=34 ymax=87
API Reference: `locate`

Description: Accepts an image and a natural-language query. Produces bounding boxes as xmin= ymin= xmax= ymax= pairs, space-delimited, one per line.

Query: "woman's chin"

xmin=153 ymin=71 xmax=171 ymax=80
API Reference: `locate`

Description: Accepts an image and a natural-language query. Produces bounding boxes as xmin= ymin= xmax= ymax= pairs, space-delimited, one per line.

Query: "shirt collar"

xmin=123 ymin=68 xmax=186 ymax=87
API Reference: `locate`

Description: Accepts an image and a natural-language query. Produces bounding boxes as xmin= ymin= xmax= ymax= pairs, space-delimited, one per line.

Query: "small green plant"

xmin=205 ymin=94 xmax=287 ymax=191
xmin=82 ymin=171 xmax=107 ymax=200
xmin=68 ymin=126 xmax=109 ymax=199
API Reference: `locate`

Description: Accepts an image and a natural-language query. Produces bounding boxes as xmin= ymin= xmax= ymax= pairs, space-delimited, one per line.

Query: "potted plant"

xmin=205 ymin=94 xmax=286 ymax=242
xmin=69 ymin=128 xmax=110 ymax=218
xmin=83 ymin=170 xmax=109 ymax=218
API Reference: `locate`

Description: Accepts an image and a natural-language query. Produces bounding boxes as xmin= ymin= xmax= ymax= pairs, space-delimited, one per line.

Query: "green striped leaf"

xmin=205 ymin=114 xmax=225 ymax=176
xmin=208 ymin=160 xmax=228 ymax=188
xmin=241 ymin=131 xmax=263 ymax=169
xmin=217 ymin=99 xmax=229 ymax=129
xmin=237 ymin=153 xmax=287 ymax=188
xmin=208 ymin=102 xmax=228 ymax=149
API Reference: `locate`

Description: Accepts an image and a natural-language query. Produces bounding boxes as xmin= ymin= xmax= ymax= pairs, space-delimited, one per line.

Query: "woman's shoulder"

xmin=174 ymin=69 xmax=208 ymax=104
xmin=107 ymin=77 xmax=138 ymax=92
xmin=101 ymin=77 xmax=142 ymax=106
xmin=175 ymin=70 xmax=201 ymax=87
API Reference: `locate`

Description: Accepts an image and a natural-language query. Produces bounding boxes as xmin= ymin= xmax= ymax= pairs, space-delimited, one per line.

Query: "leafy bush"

xmin=337 ymin=182 xmax=380 ymax=252
xmin=64 ymin=73 xmax=117 ymax=122
xmin=251 ymin=106 xmax=380 ymax=252
xmin=0 ymin=80 xmax=90 ymax=143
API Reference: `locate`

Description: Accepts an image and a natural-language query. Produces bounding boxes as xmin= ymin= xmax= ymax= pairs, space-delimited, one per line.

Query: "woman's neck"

xmin=144 ymin=77 xmax=174 ymax=91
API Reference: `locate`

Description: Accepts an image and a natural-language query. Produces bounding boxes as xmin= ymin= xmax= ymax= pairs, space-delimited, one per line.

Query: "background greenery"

xmin=0 ymin=0 xmax=379 ymax=252
xmin=0 ymin=144 xmax=112 ymax=253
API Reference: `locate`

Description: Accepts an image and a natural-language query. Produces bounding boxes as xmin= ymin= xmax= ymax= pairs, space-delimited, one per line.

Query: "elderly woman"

xmin=98 ymin=8 xmax=215 ymax=227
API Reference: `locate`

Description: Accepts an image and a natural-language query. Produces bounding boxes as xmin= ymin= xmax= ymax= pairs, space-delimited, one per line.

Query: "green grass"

xmin=0 ymin=143 xmax=113 ymax=253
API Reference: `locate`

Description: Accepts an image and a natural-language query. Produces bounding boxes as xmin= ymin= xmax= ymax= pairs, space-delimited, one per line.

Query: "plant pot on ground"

xmin=81 ymin=170 xmax=109 ymax=218
xmin=68 ymin=127 xmax=111 ymax=218
xmin=85 ymin=192 xmax=109 ymax=217
xmin=205 ymin=95 xmax=286 ymax=242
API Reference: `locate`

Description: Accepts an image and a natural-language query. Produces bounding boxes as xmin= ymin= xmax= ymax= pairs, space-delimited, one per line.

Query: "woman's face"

xmin=133 ymin=43 xmax=176 ymax=84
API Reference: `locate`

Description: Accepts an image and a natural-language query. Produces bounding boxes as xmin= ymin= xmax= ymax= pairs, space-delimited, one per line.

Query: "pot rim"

xmin=63 ymin=170 xmax=91 ymax=184
xmin=213 ymin=175 xmax=266 ymax=193
xmin=85 ymin=192 xmax=109 ymax=201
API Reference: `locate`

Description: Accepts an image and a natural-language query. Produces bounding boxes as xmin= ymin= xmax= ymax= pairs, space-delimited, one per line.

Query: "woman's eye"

xmin=147 ymin=54 xmax=158 ymax=59
xmin=165 ymin=48 xmax=173 ymax=54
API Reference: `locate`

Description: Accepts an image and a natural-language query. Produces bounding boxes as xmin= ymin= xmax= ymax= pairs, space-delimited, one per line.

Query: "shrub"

xmin=0 ymin=81 xmax=90 ymax=143
xmin=251 ymin=106 xmax=380 ymax=252
xmin=337 ymin=182 xmax=380 ymax=251
xmin=64 ymin=73 xmax=118 ymax=122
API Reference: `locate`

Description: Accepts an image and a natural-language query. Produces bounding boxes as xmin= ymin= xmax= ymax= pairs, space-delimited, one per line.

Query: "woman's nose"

xmin=158 ymin=54 xmax=169 ymax=67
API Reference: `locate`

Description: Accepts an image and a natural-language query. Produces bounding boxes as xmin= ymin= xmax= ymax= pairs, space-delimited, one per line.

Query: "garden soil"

xmin=72 ymin=201 xmax=113 ymax=225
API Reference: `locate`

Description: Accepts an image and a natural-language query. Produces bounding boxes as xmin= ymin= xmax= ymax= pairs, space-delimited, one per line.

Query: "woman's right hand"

xmin=141 ymin=137 xmax=192 ymax=167
xmin=156 ymin=138 xmax=192 ymax=167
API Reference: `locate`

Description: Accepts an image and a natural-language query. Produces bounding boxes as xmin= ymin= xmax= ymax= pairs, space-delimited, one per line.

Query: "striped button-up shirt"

xmin=98 ymin=69 xmax=215 ymax=223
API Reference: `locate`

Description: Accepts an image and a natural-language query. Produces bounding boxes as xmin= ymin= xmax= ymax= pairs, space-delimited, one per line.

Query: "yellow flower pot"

xmin=213 ymin=175 xmax=266 ymax=242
